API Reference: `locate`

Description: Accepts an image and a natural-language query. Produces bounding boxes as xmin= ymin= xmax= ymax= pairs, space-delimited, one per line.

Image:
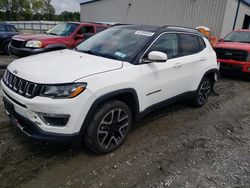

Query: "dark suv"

xmin=0 ymin=23 xmax=19 ymax=54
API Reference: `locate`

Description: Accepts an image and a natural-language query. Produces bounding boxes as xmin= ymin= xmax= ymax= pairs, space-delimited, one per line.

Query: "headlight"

xmin=39 ymin=83 xmax=87 ymax=99
xmin=26 ymin=40 xmax=42 ymax=48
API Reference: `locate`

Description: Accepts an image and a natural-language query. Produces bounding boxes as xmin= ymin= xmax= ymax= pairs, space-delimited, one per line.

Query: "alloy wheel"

xmin=198 ymin=80 xmax=211 ymax=105
xmin=97 ymin=109 xmax=129 ymax=149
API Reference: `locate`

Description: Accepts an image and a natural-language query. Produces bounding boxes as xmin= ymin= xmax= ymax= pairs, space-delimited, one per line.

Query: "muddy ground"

xmin=0 ymin=55 xmax=250 ymax=187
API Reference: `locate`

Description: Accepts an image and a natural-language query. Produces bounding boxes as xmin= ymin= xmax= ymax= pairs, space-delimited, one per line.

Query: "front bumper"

xmin=218 ymin=59 xmax=250 ymax=75
xmin=3 ymin=96 xmax=81 ymax=142
xmin=9 ymin=45 xmax=47 ymax=57
xmin=1 ymin=79 xmax=96 ymax=141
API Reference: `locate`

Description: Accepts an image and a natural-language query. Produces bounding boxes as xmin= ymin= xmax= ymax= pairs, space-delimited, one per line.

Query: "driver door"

xmin=76 ymin=26 xmax=95 ymax=44
xmin=140 ymin=33 xmax=185 ymax=110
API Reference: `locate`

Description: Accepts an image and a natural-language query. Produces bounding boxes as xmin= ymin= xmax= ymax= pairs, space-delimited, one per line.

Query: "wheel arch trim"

xmin=80 ymin=88 xmax=140 ymax=134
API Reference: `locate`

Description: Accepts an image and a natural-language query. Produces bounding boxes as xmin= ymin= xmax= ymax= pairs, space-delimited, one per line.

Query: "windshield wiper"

xmin=237 ymin=41 xmax=250 ymax=43
xmin=79 ymin=50 xmax=106 ymax=57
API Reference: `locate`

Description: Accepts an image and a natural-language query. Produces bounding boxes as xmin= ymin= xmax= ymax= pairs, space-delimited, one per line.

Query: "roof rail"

xmin=159 ymin=25 xmax=199 ymax=32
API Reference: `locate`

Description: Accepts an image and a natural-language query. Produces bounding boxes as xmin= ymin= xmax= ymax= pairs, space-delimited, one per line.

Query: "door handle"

xmin=173 ymin=63 xmax=182 ymax=69
xmin=200 ymin=57 xmax=207 ymax=61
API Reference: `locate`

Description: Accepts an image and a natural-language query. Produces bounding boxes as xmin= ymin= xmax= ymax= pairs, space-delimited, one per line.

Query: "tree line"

xmin=0 ymin=0 xmax=80 ymax=21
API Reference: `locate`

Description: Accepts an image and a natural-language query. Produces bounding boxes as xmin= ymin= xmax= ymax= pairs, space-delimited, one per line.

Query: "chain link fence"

xmin=6 ymin=21 xmax=61 ymax=34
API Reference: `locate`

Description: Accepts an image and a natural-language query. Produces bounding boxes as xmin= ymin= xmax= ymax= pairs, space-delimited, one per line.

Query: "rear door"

xmin=72 ymin=25 xmax=95 ymax=46
xmin=177 ymin=33 xmax=207 ymax=92
xmin=78 ymin=25 xmax=95 ymax=42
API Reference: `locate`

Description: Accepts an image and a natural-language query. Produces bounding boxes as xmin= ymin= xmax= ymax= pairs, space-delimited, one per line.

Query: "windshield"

xmin=223 ymin=31 xmax=250 ymax=43
xmin=76 ymin=27 xmax=155 ymax=62
xmin=47 ymin=23 xmax=79 ymax=36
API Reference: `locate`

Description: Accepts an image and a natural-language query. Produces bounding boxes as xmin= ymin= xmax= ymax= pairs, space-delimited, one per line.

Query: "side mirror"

xmin=76 ymin=34 xmax=84 ymax=39
xmin=218 ymin=39 xmax=223 ymax=42
xmin=147 ymin=51 xmax=168 ymax=63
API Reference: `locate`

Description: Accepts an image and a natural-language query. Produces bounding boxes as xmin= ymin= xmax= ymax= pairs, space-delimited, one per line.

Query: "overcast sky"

xmin=51 ymin=0 xmax=86 ymax=14
xmin=51 ymin=0 xmax=250 ymax=14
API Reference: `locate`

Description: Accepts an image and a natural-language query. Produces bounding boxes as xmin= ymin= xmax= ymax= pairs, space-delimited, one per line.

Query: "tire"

xmin=3 ymin=42 xmax=10 ymax=55
xmin=84 ymin=100 xmax=132 ymax=154
xmin=192 ymin=77 xmax=212 ymax=107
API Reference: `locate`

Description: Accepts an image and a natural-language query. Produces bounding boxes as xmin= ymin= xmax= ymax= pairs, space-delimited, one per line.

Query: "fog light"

xmin=38 ymin=113 xmax=70 ymax=127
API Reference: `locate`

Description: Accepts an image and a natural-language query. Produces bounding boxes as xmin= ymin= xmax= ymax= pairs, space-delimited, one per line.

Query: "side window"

xmin=6 ymin=25 xmax=17 ymax=32
xmin=179 ymin=34 xmax=201 ymax=56
xmin=0 ymin=25 xmax=6 ymax=32
xmin=96 ymin=27 xmax=107 ymax=33
xmin=147 ymin=33 xmax=178 ymax=59
xmin=198 ymin=36 xmax=206 ymax=50
xmin=78 ymin=26 xmax=95 ymax=34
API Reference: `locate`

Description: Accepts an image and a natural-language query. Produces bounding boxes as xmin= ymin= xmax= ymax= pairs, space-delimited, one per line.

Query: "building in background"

xmin=80 ymin=0 xmax=250 ymax=38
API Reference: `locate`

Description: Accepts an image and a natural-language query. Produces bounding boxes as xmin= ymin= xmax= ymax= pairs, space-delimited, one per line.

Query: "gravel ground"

xmin=0 ymin=60 xmax=249 ymax=187
xmin=0 ymin=54 xmax=16 ymax=66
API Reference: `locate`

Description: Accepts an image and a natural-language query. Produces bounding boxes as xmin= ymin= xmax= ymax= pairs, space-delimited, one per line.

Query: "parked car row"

xmin=0 ymin=21 xmax=249 ymax=154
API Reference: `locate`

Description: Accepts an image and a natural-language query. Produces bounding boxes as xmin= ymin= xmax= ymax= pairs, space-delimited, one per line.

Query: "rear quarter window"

xmin=198 ymin=36 xmax=206 ymax=50
xmin=179 ymin=34 xmax=202 ymax=56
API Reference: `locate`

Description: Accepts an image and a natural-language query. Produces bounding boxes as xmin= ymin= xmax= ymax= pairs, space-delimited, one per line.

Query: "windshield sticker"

xmin=114 ymin=51 xmax=127 ymax=58
xmin=135 ymin=30 xmax=154 ymax=37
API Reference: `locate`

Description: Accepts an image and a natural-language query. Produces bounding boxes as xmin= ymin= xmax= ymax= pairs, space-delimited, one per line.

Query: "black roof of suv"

xmin=114 ymin=25 xmax=202 ymax=36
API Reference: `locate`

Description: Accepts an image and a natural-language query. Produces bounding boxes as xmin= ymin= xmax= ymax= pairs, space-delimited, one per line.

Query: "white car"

xmin=1 ymin=25 xmax=219 ymax=154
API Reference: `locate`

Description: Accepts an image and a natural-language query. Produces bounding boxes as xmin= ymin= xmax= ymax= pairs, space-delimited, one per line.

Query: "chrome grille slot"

xmin=25 ymin=83 xmax=37 ymax=97
xmin=13 ymin=77 xmax=21 ymax=91
xmin=5 ymin=71 xmax=9 ymax=84
xmin=9 ymin=73 xmax=14 ymax=88
xmin=2 ymin=70 xmax=7 ymax=83
xmin=2 ymin=70 xmax=40 ymax=98
xmin=19 ymin=81 xmax=28 ymax=94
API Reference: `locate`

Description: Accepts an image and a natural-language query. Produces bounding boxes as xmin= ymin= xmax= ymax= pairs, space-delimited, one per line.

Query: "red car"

xmin=9 ymin=22 xmax=110 ymax=57
xmin=214 ymin=30 xmax=250 ymax=79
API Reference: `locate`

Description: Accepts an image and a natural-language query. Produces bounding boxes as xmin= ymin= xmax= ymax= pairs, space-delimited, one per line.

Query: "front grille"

xmin=11 ymin=39 xmax=27 ymax=48
xmin=220 ymin=63 xmax=243 ymax=70
xmin=2 ymin=70 xmax=40 ymax=98
xmin=215 ymin=48 xmax=248 ymax=62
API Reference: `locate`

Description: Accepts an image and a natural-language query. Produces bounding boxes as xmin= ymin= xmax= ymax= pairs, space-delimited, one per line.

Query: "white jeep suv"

xmin=1 ymin=25 xmax=219 ymax=154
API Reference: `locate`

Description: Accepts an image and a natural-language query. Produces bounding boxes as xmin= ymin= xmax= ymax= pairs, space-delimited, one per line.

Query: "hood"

xmin=7 ymin=49 xmax=123 ymax=84
xmin=13 ymin=34 xmax=61 ymax=41
xmin=215 ymin=42 xmax=250 ymax=52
